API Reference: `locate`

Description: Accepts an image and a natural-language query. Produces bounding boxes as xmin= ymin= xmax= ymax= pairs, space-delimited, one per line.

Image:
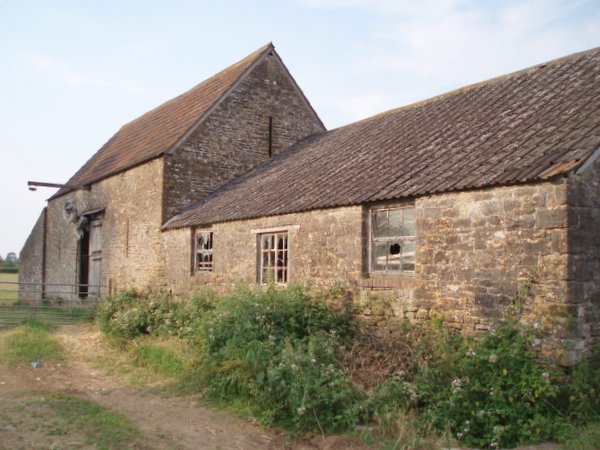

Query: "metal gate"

xmin=0 ymin=279 xmax=106 ymax=328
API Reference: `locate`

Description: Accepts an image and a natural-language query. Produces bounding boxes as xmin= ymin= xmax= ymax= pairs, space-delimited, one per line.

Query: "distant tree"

xmin=1 ymin=252 xmax=18 ymax=273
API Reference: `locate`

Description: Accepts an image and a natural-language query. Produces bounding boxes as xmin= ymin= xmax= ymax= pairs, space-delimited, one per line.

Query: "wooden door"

xmin=88 ymin=218 xmax=102 ymax=298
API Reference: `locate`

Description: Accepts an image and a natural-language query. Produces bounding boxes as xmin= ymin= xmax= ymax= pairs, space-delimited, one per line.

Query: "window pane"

xmin=402 ymin=240 xmax=416 ymax=271
xmin=388 ymin=209 xmax=403 ymax=237
xmin=403 ymin=208 xmax=416 ymax=236
xmin=259 ymin=232 xmax=289 ymax=283
xmin=372 ymin=242 xmax=389 ymax=272
xmin=195 ymin=231 xmax=213 ymax=272
xmin=372 ymin=210 xmax=389 ymax=238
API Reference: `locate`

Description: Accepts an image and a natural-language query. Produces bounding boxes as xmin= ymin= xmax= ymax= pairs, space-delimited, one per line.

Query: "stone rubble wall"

xmin=163 ymin=206 xmax=365 ymax=290
xmin=18 ymin=208 xmax=46 ymax=300
xmin=567 ymin=156 xmax=600 ymax=361
xmin=42 ymin=158 xmax=165 ymax=299
xmin=414 ymin=180 xmax=569 ymax=329
xmin=162 ymin=53 xmax=325 ymax=221
xmin=162 ymin=178 xmax=595 ymax=361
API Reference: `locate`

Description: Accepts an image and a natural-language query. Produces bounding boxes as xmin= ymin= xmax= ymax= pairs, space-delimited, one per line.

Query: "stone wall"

xmin=162 ymin=206 xmax=364 ymax=290
xmin=18 ymin=208 xmax=46 ymax=300
xmin=567 ymin=156 xmax=600 ymax=361
xmin=43 ymin=158 xmax=165 ymax=299
xmin=162 ymin=52 xmax=325 ymax=221
xmin=414 ymin=179 xmax=570 ymax=343
xmin=163 ymin=178 xmax=588 ymax=360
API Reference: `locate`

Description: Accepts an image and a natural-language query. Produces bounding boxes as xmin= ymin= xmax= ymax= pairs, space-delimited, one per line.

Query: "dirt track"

xmin=0 ymin=325 xmax=370 ymax=450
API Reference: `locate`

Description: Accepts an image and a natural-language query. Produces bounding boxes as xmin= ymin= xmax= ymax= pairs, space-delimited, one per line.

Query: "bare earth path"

xmin=0 ymin=324 xmax=370 ymax=450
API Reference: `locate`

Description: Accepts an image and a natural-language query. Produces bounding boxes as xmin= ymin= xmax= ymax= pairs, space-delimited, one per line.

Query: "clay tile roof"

xmin=51 ymin=43 xmax=274 ymax=200
xmin=165 ymin=46 xmax=600 ymax=229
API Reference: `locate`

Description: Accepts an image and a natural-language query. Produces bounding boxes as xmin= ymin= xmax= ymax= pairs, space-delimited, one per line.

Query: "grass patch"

xmin=130 ymin=337 xmax=189 ymax=377
xmin=0 ymin=272 xmax=18 ymax=304
xmin=41 ymin=392 xmax=147 ymax=449
xmin=0 ymin=391 xmax=156 ymax=449
xmin=0 ymin=320 xmax=63 ymax=366
xmin=562 ymin=422 xmax=600 ymax=450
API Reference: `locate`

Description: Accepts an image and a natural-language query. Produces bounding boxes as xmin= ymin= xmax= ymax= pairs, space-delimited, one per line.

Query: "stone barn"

xmin=19 ymin=43 xmax=325 ymax=299
xmin=20 ymin=44 xmax=600 ymax=362
xmin=161 ymin=47 xmax=600 ymax=362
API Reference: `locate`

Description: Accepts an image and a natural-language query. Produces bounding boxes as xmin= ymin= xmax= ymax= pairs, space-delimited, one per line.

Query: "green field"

xmin=0 ymin=272 xmax=18 ymax=304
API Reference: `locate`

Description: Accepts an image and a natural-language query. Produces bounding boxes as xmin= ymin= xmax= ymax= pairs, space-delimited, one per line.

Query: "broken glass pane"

xmin=373 ymin=242 xmax=402 ymax=272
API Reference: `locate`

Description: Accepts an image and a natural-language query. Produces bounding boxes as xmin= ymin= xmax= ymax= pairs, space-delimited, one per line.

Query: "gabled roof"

xmin=165 ymin=46 xmax=600 ymax=229
xmin=52 ymin=43 xmax=275 ymax=199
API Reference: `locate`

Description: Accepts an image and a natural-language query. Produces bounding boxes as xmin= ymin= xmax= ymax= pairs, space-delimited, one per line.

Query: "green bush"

xmin=96 ymin=288 xmax=215 ymax=340
xmin=96 ymin=286 xmax=600 ymax=446
xmin=415 ymin=321 xmax=565 ymax=448
xmin=195 ymin=285 xmax=359 ymax=432
xmin=264 ymin=333 xmax=362 ymax=432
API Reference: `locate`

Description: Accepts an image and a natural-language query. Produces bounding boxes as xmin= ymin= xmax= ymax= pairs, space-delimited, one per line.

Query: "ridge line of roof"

xmin=120 ymin=43 xmax=273 ymax=133
xmin=164 ymin=43 xmax=275 ymax=156
xmin=48 ymin=43 xmax=275 ymax=201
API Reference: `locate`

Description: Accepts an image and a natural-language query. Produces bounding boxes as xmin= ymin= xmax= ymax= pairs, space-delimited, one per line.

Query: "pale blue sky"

xmin=1 ymin=0 xmax=599 ymax=257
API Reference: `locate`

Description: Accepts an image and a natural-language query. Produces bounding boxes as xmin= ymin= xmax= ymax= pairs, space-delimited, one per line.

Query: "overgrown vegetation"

xmin=96 ymin=286 xmax=600 ymax=449
xmin=0 ymin=320 xmax=63 ymax=366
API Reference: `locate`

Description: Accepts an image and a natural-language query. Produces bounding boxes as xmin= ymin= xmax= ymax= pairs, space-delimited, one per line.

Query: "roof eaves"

xmin=48 ymin=154 xmax=165 ymax=202
xmin=575 ymin=144 xmax=600 ymax=175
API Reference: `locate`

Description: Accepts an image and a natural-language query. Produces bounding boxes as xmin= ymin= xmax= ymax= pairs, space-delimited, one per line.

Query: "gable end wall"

xmin=18 ymin=208 xmax=46 ymax=300
xmin=162 ymin=53 xmax=325 ymax=221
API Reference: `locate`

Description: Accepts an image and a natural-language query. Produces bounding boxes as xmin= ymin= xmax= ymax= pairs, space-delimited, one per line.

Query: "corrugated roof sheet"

xmin=165 ymin=47 xmax=600 ymax=229
xmin=51 ymin=43 xmax=273 ymax=199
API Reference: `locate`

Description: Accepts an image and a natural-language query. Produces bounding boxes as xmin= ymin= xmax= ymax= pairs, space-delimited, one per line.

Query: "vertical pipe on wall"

xmin=268 ymin=116 xmax=273 ymax=158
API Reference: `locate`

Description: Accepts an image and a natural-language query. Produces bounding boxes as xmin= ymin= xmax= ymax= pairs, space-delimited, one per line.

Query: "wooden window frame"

xmin=258 ymin=231 xmax=289 ymax=284
xmin=194 ymin=230 xmax=213 ymax=273
xmin=369 ymin=205 xmax=416 ymax=274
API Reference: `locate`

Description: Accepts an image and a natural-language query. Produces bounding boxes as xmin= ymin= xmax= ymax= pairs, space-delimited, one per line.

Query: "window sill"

xmin=354 ymin=274 xmax=414 ymax=289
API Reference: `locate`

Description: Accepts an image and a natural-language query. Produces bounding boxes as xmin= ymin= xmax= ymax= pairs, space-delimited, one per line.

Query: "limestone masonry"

xmin=20 ymin=44 xmax=600 ymax=363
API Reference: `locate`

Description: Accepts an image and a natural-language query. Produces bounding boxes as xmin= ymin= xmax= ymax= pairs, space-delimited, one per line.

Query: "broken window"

xmin=370 ymin=205 xmax=415 ymax=273
xmin=259 ymin=232 xmax=288 ymax=283
xmin=195 ymin=230 xmax=213 ymax=272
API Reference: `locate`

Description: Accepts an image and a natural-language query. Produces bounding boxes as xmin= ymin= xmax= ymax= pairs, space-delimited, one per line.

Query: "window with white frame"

xmin=259 ymin=232 xmax=288 ymax=283
xmin=195 ymin=230 xmax=213 ymax=272
xmin=370 ymin=205 xmax=415 ymax=273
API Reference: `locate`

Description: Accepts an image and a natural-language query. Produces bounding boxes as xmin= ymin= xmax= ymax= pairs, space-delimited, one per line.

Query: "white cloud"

xmin=296 ymin=0 xmax=468 ymax=15
xmin=19 ymin=52 xmax=144 ymax=93
xmin=299 ymin=0 xmax=600 ymax=121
